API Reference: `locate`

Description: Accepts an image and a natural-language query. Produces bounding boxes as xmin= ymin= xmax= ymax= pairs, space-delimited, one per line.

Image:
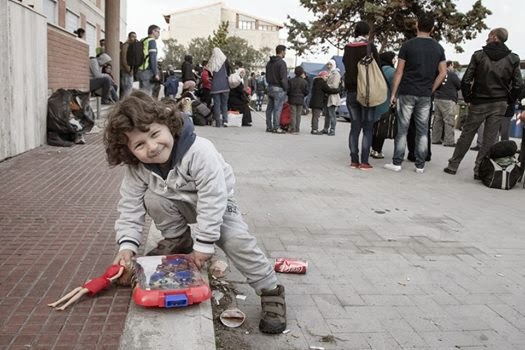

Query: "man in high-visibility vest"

xmin=137 ymin=24 xmax=161 ymax=96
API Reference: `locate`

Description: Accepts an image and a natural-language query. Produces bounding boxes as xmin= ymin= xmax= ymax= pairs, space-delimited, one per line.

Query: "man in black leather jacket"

xmin=444 ymin=28 xmax=523 ymax=179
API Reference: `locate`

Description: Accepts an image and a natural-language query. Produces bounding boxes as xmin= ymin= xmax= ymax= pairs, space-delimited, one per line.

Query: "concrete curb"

xmin=119 ymin=223 xmax=216 ymax=350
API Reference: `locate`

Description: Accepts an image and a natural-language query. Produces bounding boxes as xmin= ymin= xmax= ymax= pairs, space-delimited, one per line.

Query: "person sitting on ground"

xmin=180 ymin=80 xmax=198 ymax=100
xmin=309 ymin=71 xmax=340 ymax=135
xmin=105 ymin=91 xmax=287 ymax=334
xmin=228 ymin=68 xmax=252 ymax=126
xmin=287 ymin=66 xmax=308 ymax=134
xmin=101 ymin=63 xmax=120 ymax=102
xmin=89 ymin=53 xmax=117 ymax=105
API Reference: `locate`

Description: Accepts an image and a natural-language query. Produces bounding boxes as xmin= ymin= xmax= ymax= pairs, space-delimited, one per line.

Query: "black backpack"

xmin=479 ymin=141 xmax=521 ymax=190
xmin=127 ymin=39 xmax=146 ymax=71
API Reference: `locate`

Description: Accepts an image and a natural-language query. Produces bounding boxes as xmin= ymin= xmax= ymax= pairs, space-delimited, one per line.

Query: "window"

xmin=86 ymin=23 xmax=96 ymax=57
xmin=239 ymin=20 xmax=255 ymax=30
xmin=258 ymin=22 xmax=277 ymax=32
xmin=237 ymin=14 xmax=256 ymax=30
xmin=43 ymin=0 xmax=57 ymax=24
xmin=65 ymin=10 xmax=79 ymax=34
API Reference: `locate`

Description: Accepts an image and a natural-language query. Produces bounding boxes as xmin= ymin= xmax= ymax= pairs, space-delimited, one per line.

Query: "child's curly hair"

xmin=104 ymin=91 xmax=185 ymax=166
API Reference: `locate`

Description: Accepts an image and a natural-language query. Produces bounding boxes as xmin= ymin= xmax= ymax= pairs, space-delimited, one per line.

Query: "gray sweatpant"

xmin=144 ymin=191 xmax=278 ymax=294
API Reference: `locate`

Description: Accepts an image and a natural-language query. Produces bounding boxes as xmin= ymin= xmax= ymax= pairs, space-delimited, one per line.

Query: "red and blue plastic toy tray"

xmin=133 ymin=254 xmax=211 ymax=308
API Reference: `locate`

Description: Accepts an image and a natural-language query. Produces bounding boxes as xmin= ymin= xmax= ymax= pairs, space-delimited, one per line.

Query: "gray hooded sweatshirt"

xmin=115 ymin=117 xmax=235 ymax=255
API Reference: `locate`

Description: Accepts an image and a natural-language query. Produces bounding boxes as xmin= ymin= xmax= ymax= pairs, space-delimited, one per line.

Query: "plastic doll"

xmin=48 ymin=264 xmax=134 ymax=310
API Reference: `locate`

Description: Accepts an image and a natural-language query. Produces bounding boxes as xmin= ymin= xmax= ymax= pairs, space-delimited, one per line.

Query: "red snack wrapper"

xmin=274 ymin=258 xmax=308 ymax=274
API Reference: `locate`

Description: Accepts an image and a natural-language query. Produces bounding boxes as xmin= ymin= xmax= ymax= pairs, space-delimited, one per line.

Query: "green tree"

xmin=221 ymin=36 xmax=265 ymax=71
xmin=187 ymin=37 xmax=213 ymax=66
xmin=209 ymin=21 xmax=229 ymax=48
xmin=162 ymin=38 xmax=186 ymax=69
xmin=163 ymin=22 xmax=269 ymax=72
xmin=286 ymin=0 xmax=491 ymax=55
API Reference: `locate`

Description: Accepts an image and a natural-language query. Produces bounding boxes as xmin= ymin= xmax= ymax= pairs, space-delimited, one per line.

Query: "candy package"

xmin=133 ymin=254 xmax=211 ymax=308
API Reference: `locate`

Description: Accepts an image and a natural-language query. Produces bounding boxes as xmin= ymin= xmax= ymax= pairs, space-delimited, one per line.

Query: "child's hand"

xmin=113 ymin=249 xmax=135 ymax=267
xmin=191 ymin=251 xmax=213 ymax=269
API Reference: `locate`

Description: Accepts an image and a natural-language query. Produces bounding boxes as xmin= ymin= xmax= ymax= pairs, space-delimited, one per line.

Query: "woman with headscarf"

xmin=228 ymin=68 xmax=253 ymax=126
xmin=320 ymin=59 xmax=341 ymax=136
xmin=208 ymin=48 xmax=231 ymax=127
xmin=371 ymin=52 xmax=397 ymax=159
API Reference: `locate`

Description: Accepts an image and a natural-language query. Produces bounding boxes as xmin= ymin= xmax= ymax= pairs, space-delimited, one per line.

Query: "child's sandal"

xmin=259 ymin=284 xmax=287 ymax=334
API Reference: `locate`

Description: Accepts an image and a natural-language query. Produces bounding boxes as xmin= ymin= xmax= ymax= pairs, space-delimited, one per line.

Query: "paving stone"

xmin=4 ymin=114 xmax=525 ymax=350
xmin=326 ymin=317 xmax=384 ymax=333
xmin=387 ymin=329 xmax=428 ymax=348
xmin=418 ymin=330 xmax=483 ymax=348
xmin=360 ymin=333 xmax=401 ymax=350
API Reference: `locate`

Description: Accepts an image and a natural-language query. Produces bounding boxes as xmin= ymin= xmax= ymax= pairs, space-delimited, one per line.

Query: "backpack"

xmin=279 ymin=102 xmax=291 ymax=130
xmin=127 ymin=38 xmax=147 ymax=71
xmin=191 ymin=100 xmax=211 ymax=126
xmin=479 ymin=141 xmax=521 ymax=190
xmin=255 ymin=76 xmax=267 ymax=93
xmin=357 ymin=43 xmax=387 ymax=107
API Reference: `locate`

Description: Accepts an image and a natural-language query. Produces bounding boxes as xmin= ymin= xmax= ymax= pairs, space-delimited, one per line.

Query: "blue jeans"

xmin=393 ymin=95 xmax=431 ymax=168
xmin=266 ymin=86 xmax=286 ymax=130
xmin=136 ymin=70 xmax=154 ymax=96
xmin=347 ymin=92 xmax=375 ymax=164
xmin=120 ymin=72 xmax=133 ymax=99
xmin=212 ymin=91 xmax=229 ymax=127
xmin=323 ymin=105 xmax=337 ymax=132
xmin=256 ymin=92 xmax=265 ymax=110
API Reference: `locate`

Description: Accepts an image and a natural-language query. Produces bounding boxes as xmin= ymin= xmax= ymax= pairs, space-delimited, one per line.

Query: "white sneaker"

xmin=415 ymin=168 xmax=425 ymax=174
xmin=384 ymin=163 xmax=402 ymax=172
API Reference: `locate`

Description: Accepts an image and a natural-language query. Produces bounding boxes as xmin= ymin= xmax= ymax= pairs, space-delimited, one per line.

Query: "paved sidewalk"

xmin=199 ymin=111 xmax=525 ymax=349
xmin=1 ymin=109 xmax=524 ymax=350
xmin=0 ymin=133 xmax=132 ymax=349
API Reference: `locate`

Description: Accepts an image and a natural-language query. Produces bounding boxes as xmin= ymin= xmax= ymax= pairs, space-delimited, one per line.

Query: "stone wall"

xmin=0 ymin=0 xmax=48 ymax=161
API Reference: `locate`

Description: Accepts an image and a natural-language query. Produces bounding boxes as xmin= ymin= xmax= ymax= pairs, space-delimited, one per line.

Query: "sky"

xmin=126 ymin=0 xmax=525 ymax=65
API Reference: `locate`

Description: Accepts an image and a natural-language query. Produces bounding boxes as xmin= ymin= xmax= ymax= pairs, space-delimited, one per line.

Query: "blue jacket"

xmin=211 ymin=61 xmax=231 ymax=94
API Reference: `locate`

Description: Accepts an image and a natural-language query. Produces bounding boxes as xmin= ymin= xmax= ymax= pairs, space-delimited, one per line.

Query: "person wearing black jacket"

xmin=309 ymin=71 xmax=340 ymax=135
xmin=288 ymin=67 xmax=308 ymax=134
xmin=343 ymin=21 xmax=382 ymax=170
xmin=265 ymin=45 xmax=288 ymax=133
xmin=181 ymin=55 xmax=195 ymax=83
xmin=228 ymin=82 xmax=253 ymax=126
xmin=444 ymin=27 xmax=523 ymax=179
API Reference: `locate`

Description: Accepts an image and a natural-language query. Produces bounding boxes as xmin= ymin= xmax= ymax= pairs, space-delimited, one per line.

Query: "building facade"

xmin=163 ymin=2 xmax=282 ymax=52
xmin=1 ymin=0 xmax=126 ymax=161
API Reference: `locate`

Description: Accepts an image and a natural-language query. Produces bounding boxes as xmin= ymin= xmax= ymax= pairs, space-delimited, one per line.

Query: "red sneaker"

xmin=359 ymin=163 xmax=373 ymax=170
xmin=350 ymin=162 xmax=360 ymax=169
